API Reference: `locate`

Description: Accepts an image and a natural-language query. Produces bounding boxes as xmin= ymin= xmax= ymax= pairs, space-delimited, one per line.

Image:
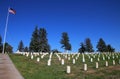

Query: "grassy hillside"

xmin=9 ymin=53 xmax=120 ymax=79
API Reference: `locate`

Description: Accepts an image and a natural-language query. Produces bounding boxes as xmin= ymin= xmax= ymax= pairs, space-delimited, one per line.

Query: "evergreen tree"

xmin=96 ymin=38 xmax=107 ymax=52
xmin=29 ymin=26 xmax=39 ymax=52
xmin=78 ymin=42 xmax=86 ymax=53
xmin=5 ymin=42 xmax=13 ymax=53
xmin=24 ymin=46 xmax=29 ymax=52
xmin=0 ymin=35 xmax=2 ymax=53
xmin=39 ymin=28 xmax=50 ymax=52
xmin=18 ymin=40 xmax=24 ymax=52
xmin=85 ymin=38 xmax=94 ymax=52
xmin=106 ymin=44 xmax=115 ymax=52
xmin=60 ymin=32 xmax=72 ymax=52
xmin=29 ymin=27 xmax=50 ymax=52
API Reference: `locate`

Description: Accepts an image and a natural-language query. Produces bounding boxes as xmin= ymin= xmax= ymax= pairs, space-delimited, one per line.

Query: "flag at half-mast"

xmin=9 ymin=8 xmax=16 ymax=14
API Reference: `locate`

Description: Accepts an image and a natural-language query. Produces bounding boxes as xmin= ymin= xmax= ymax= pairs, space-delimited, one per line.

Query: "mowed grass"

xmin=9 ymin=53 xmax=120 ymax=79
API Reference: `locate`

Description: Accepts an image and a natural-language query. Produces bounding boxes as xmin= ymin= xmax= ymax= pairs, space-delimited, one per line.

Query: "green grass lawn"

xmin=9 ymin=53 xmax=120 ymax=79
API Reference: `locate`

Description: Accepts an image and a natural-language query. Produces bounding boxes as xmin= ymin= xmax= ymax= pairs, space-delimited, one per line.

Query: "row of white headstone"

xmin=53 ymin=53 xmax=120 ymax=73
xmin=21 ymin=52 xmax=120 ymax=73
xmin=67 ymin=59 xmax=120 ymax=73
xmin=34 ymin=53 xmax=119 ymax=64
xmin=29 ymin=53 xmax=120 ymax=64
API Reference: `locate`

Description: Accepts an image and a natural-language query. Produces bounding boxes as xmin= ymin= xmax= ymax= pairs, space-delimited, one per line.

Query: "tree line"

xmin=0 ymin=26 xmax=115 ymax=53
xmin=78 ymin=38 xmax=115 ymax=53
xmin=0 ymin=35 xmax=13 ymax=53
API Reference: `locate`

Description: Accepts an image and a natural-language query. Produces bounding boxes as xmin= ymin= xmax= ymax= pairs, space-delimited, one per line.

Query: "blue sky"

xmin=0 ymin=0 xmax=120 ymax=52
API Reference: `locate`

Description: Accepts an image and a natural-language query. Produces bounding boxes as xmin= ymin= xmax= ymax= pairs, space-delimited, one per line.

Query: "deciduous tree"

xmin=5 ymin=42 xmax=13 ymax=53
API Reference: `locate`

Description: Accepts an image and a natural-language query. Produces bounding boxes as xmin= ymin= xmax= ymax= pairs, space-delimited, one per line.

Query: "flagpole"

xmin=2 ymin=7 xmax=10 ymax=54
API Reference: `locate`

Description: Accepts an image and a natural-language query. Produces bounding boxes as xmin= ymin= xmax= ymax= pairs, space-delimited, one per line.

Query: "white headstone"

xmin=84 ymin=64 xmax=87 ymax=71
xmin=67 ymin=66 xmax=71 ymax=74
xmin=103 ymin=56 xmax=105 ymax=60
xmin=112 ymin=56 xmax=115 ymax=59
xmin=68 ymin=56 xmax=70 ymax=60
xmin=90 ymin=58 xmax=93 ymax=62
xmin=31 ymin=53 xmax=33 ymax=56
xmin=61 ymin=59 xmax=64 ymax=65
xmin=31 ymin=55 xmax=33 ymax=59
xmin=96 ymin=62 xmax=99 ymax=68
xmin=37 ymin=57 xmax=40 ymax=62
xmin=49 ymin=53 xmax=53 ymax=59
xmin=72 ymin=55 xmax=74 ymax=58
xmin=97 ymin=57 xmax=100 ymax=61
xmin=41 ymin=54 xmax=46 ymax=59
xmin=47 ymin=60 xmax=51 ymax=66
xmin=26 ymin=53 xmax=29 ymax=57
xmin=82 ymin=54 xmax=85 ymax=62
xmin=113 ymin=60 xmax=115 ymax=65
xmin=116 ymin=55 xmax=118 ymax=58
xmin=75 ymin=57 xmax=78 ymax=60
xmin=106 ymin=61 xmax=108 ymax=66
xmin=73 ymin=59 xmax=75 ymax=64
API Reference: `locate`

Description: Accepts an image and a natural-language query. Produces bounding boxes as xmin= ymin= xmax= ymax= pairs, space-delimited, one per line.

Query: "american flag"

xmin=9 ymin=8 xmax=16 ymax=14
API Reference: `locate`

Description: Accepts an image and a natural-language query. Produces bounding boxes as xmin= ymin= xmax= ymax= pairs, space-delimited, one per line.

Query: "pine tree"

xmin=29 ymin=27 xmax=50 ymax=52
xmin=39 ymin=28 xmax=50 ymax=52
xmin=85 ymin=38 xmax=94 ymax=52
xmin=24 ymin=46 xmax=29 ymax=52
xmin=106 ymin=44 xmax=115 ymax=52
xmin=18 ymin=40 xmax=24 ymax=52
xmin=60 ymin=32 xmax=72 ymax=52
xmin=96 ymin=38 xmax=107 ymax=52
xmin=29 ymin=26 xmax=40 ymax=52
xmin=78 ymin=42 xmax=86 ymax=53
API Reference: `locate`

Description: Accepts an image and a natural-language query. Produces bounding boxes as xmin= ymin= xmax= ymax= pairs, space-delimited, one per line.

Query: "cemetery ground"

xmin=9 ymin=53 xmax=120 ymax=79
